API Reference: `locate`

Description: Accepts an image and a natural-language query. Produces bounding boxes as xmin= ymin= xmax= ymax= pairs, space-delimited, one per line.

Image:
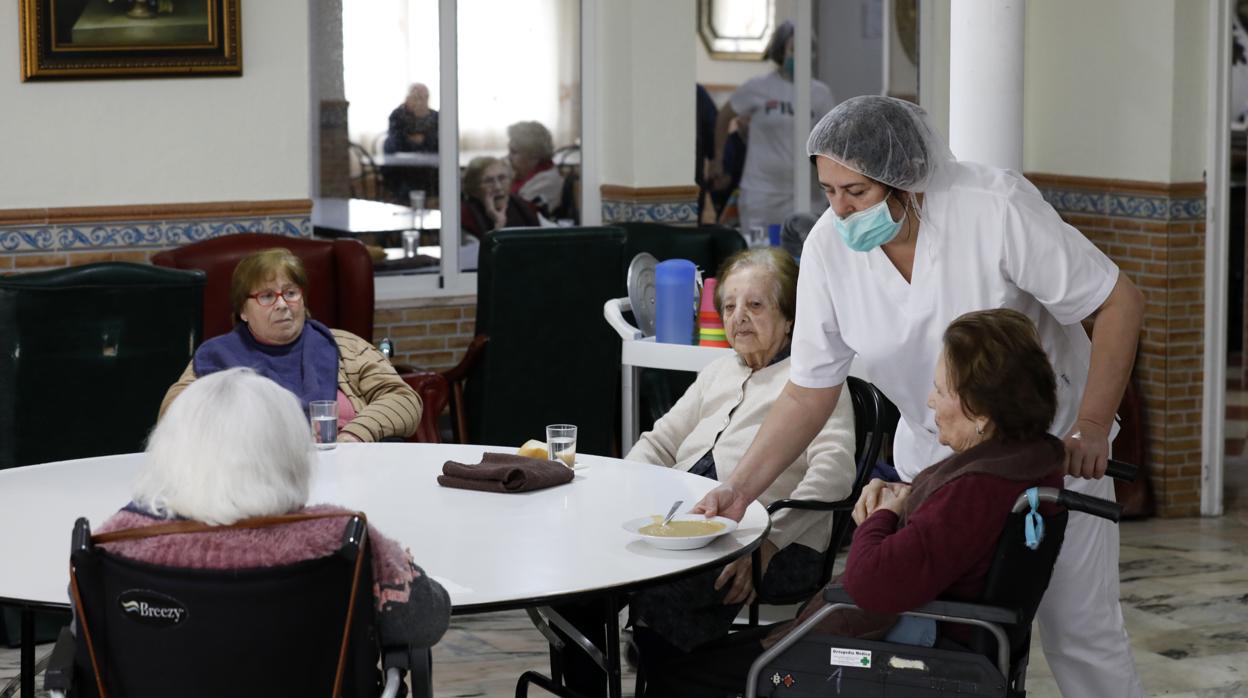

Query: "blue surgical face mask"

xmin=833 ymin=196 xmax=904 ymax=252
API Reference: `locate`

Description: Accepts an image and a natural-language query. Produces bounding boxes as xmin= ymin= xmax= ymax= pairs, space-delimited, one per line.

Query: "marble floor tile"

xmin=3 ymin=513 xmax=1246 ymax=697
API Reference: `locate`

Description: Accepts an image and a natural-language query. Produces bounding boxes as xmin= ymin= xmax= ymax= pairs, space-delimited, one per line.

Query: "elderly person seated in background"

xmin=161 ymin=248 xmax=421 ymax=442
xmin=506 ymin=120 xmax=564 ymax=217
xmin=384 ymin=82 xmax=438 ymax=154
xmin=555 ymin=248 xmax=856 ymax=696
xmin=460 ymin=155 xmax=540 ymax=241
xmin=96 ymin=368 xmax=450 ymax=674
xmin=644 ymin=309 xmax=1067 ymax=696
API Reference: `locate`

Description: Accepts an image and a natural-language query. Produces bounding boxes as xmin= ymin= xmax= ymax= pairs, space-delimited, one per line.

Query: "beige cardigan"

xmin=626 ymin=354 xmax=856 ymax=552
xmin=160 ymin=329 xmax=422 ymax=443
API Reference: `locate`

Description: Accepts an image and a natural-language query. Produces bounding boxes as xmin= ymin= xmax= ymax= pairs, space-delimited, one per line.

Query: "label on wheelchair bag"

xmin=829 ymin=647 xmax=872 ymax=668
xmin=117 ymin=589 xmax=188 ymax=628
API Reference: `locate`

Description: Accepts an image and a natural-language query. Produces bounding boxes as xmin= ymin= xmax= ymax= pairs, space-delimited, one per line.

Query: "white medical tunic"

xmin=790 ymin=161 xmax=1119 ymax=482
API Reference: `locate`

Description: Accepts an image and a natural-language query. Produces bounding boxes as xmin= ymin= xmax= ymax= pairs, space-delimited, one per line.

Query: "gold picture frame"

xmin=20 ymin=0 xmax=241 ymax=81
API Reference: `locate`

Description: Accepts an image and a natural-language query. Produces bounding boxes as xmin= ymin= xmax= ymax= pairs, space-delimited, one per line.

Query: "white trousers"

xmin=1035 ymin=474 xmax=1144 ymax=698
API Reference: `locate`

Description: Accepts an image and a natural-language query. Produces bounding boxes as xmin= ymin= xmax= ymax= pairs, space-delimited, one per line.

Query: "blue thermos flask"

xmin=655 ymin=259 xmax=696 ymax=345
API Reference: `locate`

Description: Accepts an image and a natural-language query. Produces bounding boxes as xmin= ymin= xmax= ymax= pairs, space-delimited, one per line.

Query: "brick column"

xmin=1033 ymin=174 xmax=1205 ymax=517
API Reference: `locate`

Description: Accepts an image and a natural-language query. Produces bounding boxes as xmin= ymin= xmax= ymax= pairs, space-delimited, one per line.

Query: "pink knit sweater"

xmin=96 ymin=503 xmax=450 ymax=652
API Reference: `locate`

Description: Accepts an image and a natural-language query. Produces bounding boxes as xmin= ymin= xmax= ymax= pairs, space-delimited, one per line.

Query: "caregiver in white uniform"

xmin=696 ymin=96 xmax=1145 ymax=697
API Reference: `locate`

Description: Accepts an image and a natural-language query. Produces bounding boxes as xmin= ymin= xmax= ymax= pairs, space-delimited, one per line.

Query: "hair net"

xmin=806 ymin=95 xmax=955 ymax=192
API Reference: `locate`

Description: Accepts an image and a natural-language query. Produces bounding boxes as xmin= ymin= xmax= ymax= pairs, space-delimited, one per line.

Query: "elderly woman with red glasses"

xmin=160 ymin=248 xmax=421 ymax=443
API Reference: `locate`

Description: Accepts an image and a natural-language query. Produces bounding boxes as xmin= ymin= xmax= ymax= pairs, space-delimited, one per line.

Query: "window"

xmin=342 ymin=0 xmax=581 ymax=301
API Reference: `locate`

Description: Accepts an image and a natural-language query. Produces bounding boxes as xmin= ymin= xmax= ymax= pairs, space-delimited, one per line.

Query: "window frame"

xmin=377 ymin=0 xmax=593 ymax=302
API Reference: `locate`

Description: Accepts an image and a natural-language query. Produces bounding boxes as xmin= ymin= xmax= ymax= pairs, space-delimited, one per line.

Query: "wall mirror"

xmin=697 ymin=0 xmax=775 ymax=61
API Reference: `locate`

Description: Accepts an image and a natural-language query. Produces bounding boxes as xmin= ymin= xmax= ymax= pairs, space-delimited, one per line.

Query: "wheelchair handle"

xmin=1105 ymin=459 xmax=1137 ymax=482
xmin=1058 ymin=490 xmax=1123 ymax=523
xmin=1011 ymin=487 xmax=1123 ymax=523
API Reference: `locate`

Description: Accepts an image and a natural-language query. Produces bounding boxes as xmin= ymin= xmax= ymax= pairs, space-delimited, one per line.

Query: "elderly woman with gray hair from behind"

xmin=93 ymin=368 xmax=450 ymax=676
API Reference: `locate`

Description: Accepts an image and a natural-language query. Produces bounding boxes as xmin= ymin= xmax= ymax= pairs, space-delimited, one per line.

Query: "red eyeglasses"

xmin=248 ymin=287 xmax=303 ymax=307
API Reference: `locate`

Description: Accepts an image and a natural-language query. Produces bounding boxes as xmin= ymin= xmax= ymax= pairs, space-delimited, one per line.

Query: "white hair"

xmin=133 ymin=368 xmax=314 ymax=525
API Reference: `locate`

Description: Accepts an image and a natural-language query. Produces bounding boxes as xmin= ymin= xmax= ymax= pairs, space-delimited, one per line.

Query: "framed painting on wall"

xmin=19 ymin=0 xmax=241 ymax=81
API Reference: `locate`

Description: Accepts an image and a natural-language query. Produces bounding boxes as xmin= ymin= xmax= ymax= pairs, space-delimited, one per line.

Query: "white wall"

xmin=1170 ymin=1 xmax=1211 ymax=182
xmin=696 ymin=41 xmax=768 ymax=94
xmin=816 ymin=0 xmax=882 ymax=104
xmin=1023 ymin=0 xmax=1207 ymax=182
xmin=0 ymin=1 xmax=312 ymax=209
xmin=596 ymin=0 xmax=694 ymax=188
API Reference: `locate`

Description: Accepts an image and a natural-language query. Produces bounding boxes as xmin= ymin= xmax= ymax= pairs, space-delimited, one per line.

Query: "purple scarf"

xmin=192 ymin=318 xmax=339 ymax=409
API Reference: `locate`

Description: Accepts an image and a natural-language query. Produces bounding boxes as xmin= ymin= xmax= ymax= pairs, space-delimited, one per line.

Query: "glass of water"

xmin=402 ymin=229 xmax=420 ymax=258
xmin=409 ymin=190 xmax=427 ymax=227
xmin=545 ymin=424 xmax=577 ymax=468
xmin=310 ymin=400 xmax=338 ymax=450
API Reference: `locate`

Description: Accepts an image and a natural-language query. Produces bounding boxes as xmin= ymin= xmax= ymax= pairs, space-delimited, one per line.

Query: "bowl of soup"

xmin=622 ymin=513 xmax=739 ymax=550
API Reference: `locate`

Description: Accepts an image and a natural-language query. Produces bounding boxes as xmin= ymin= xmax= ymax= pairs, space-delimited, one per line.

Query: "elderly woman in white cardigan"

xmin=626 ymin=247 xmax=857 ymax=658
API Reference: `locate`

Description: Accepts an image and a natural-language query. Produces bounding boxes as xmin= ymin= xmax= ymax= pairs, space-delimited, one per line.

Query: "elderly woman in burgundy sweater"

xmin=644 ymin=308 xmax=1066 ymax=696
xmin=95 ymin=368 xmax=449 ymax=672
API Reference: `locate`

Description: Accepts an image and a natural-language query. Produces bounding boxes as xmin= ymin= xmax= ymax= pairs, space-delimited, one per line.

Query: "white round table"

xmin=0 ymin=443 xmax=770 ymax=697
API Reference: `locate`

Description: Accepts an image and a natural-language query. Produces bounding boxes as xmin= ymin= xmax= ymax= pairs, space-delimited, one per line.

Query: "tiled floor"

xmin=426 ymin=513 xmax=1248 ymax=697
xmin=12 ymin=511 xmax=1248 ymax=694
xmin=5 ymin=511 xmax=1246 ymax=697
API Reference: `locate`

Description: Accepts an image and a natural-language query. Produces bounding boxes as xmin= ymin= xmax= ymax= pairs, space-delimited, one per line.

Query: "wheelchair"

xmin=44 ymin=513 xmax=427 ymax=698
xmin=744 ymin=462 xmax=1134 ymax=698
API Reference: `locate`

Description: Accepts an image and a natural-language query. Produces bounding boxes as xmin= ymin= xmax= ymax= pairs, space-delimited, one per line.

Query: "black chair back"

xmin=67 ymin=515 xmax=380 ymax=698
xmin=0 ymin=263 xmax=204 ymax=469
xmin=821 ymin=376 xmax=900 ymax=579
xmin=748 ymin=377 xmax=900 ymax=619
xmin=467 ymin=227 xmax=627 ymax=455
xmin=970 ymin=505 xmax=1069 ymax=689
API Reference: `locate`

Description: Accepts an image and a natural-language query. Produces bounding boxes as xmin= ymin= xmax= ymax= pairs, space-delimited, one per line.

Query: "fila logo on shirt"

xmin=118 ymin=589 xmax=188 ymax=628
xmin=763 ymin=99 xmax=796 ymax=116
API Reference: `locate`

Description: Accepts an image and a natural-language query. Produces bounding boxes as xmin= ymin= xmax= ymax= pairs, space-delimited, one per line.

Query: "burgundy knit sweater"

xmin=843 ymin=463 xmax=1063 ymax=615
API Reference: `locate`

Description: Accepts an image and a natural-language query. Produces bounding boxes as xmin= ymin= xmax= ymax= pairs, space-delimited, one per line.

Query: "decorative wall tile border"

xmin=600 ymin=184 xmax=699 ymax=225
xmin=1027 ymin=173 xmax=1205 ymax=221
xmin=601 ymin=200 xmax=698 ymax=224
xmin=0 ymin=200 xmax=312 ymax=255
xmin=0 ymin=216 xmax=309 ymax=253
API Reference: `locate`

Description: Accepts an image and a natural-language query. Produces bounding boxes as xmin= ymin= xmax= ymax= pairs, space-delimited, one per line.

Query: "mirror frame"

xmin=697 ymin=0 xmax=775 ymax=61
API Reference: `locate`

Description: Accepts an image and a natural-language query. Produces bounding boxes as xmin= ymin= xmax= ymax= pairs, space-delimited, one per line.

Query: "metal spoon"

xmin=660 ymin=500 xmax=684 ymax=527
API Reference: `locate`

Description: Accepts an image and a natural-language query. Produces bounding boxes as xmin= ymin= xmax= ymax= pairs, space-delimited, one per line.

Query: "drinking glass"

xmin=409 ymin=190 xmax=427 ymax=228
xmin=310 ymin=400 xmax=338 ymax=450
xmin=545 ymin=424 xmax=577 ymax=468
xmin=402 ymin=229 xmax=420 ymax=258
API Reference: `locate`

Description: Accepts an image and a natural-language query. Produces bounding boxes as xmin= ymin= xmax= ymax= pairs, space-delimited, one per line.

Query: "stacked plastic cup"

xmin=698 ymin=278 xmax=729 ymax=348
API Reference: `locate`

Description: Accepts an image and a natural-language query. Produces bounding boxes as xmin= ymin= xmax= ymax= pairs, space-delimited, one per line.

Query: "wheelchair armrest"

xmin=765 ymin=496 xmax=855 ymax=514
xmin=44 ymin=626 xmax=76 ymax=695
xmin=904 ymin=599 xmax=1018 ymax=626
xmin=821 ymin=586 xmax=1019 ymax=625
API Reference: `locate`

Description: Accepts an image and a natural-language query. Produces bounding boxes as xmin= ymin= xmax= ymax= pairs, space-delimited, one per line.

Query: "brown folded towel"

xmin=438 ymin=452 xmax=574 ymax=493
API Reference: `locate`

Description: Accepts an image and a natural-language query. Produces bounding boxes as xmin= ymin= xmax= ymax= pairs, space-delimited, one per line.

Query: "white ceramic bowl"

xmin=621 ymin=514 xmax=739 ymax=550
